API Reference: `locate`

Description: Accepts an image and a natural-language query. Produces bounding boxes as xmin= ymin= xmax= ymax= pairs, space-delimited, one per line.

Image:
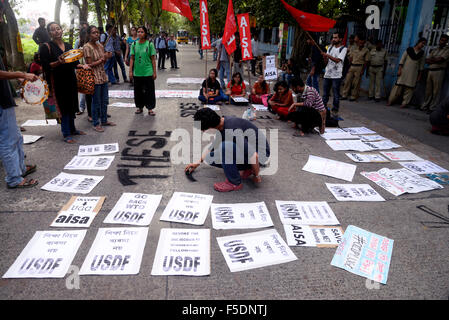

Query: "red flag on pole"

xmin=200 ymin=0 xmax=211 ymax=49
xmin=162 ymin=0 xmax=193 ymax=21
xmin=222 ymin=0 xmax=237 ymax=55
xmin=280 ymin=0 xmax=336 ymax=32
xmin=237 ymin=13 xmax=253 ymax=61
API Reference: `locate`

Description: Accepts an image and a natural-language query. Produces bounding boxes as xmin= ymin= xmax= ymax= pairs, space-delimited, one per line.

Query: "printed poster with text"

xmin=331 ymin=225 xmax=393 ymax=284
xmin=151 ymin=229 xmax=210 ymax=276
xmin=3 ymin=230 xmax=86 ymax=278
xmin=160 ymin=192 xmax=213 ymax=226
xmin=283 ymin=225 xmax=344 ymax=247
xmin=51 ymin=196 xmax=106 ymax=228
xmin=210 ymin=202 xmax=273 ymax=230
xmin=79 ymin=227 xmax=149 ymax=275
xmin=275 ymin=201 xmax=340 ymax=225
xmin=217 ymin=229 xmax=297 ymax=272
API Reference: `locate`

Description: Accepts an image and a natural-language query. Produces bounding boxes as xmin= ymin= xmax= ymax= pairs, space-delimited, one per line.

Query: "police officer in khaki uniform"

xmin=367 ymin=40 xmax=387 ymax=102
xmin=388 ymin=38 xmax=427 ymax=108
xmin=421 ymin=34 xmax=449 ymax=113
xmin=342 ymin=35 xmax=370 ymax=101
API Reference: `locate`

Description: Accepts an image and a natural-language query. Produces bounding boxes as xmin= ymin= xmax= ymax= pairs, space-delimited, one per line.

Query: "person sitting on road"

xmin=249 ymin=75 xmax=270 ymax=105
xmin=268 ymin=80 xmax=294 ymax=120
xmin=199 ymin=68 xmax=228 ymax=105
xmin=429 ymin=96 xmax=449 ymax=136
xmin=226 ymin=72 xmax=247 ymax=105
xmin=185 ymin=108 xmax=270 ymax=192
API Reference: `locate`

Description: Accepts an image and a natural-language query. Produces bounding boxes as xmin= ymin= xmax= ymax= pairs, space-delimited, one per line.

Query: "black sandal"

xmin=135 ymin=109 xmax=143 ymax=114
xmin=22 ymin=165 xmax=37 ymax=178
xmin=7 ymin=178 xmax=39 ymax=189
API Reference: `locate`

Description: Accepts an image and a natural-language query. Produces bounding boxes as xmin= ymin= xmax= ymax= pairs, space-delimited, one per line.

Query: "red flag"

xmin=343 ymin=27 xmax=348 ymax=47
xmin=222 ymin=0 xmax=237 ymax=55
xmin=162 ymin=0 xmax=193 ymax=21
xmin=237 ymin=13 xmax=253 ymax=61
xmin=280 ymin=0 xmax=336 ymax=32
xmin=200 ymin=0 xmax=211 ymax=49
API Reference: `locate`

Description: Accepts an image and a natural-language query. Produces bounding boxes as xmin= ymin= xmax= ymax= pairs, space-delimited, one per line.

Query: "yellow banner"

xmin=17 ymin=33 xmax=23 ymax=54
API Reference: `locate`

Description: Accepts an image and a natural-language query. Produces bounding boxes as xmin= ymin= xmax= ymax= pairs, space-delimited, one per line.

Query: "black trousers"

xmin=158 ymin=48 xmax=166 ymax=68
xmin=133 ymin=76 xmax=156 ymax=110
xmin=287 ymin=107 xmax=322 ymax=133
xmin=169 ymin=49 xmax=178 ymax=68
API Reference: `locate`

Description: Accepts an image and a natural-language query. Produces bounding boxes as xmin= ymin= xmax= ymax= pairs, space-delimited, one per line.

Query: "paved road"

xmin=0 ymin=45 xmax=448 ymax=301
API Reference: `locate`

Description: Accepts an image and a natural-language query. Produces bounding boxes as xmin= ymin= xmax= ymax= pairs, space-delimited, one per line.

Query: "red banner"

xmin=280 ymin=0 xmax=336 ymax=32
xmin=162 ymin=0 xmax=193 ymax=21
xmin=222 ymin=0 xmax=237 ymax=55
xmin=237 ymin=13 xmax=253 ymax=61
xmin=200 ymin=0 xmax=211 ymax=49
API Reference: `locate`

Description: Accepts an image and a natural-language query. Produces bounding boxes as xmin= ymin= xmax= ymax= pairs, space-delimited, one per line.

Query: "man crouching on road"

xmin=185 ymin=108 xmax=270 ymax=192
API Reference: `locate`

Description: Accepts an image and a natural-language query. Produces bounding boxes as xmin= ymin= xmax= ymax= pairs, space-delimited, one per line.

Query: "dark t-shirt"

xmin=33 ymin=27 xmax=51 ymax=45
xmin=202 ymin=79 xmax=221 ymax=94
xmin=0 ymin=58 xmax=16 ymax=109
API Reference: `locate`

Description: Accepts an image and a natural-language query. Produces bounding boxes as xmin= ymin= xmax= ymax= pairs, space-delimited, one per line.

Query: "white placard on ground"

xmin=252 ymin=104 xmax=268 ymax=111
xmin=361 ymin=168 xmax=443 ymax=196
xmin=326 ymin=183 xmax=386 ymax=202
xmin=64 ymin=155 xmax=115 ymax=171
xmin=156 ymin=90 xmax=198 ymax=98
xmin=345 ymin=153 xmax=389 ymax=163
xmin=302 ymin=155 xmax=357 ymax=182
xmin=399 ymin=161 xmax=448 ymax=174
xmin=357 ymin=135 xmax=387 ymax=142
xmin=151 ymin=229 xmax=210 ymax=276
xmin=108 ymin=90 xmax=134 ymax=99
xmin=275 ymin=201 xmax=340 ymax=225
xmin=343 ymin=127 xmax=377 ymax=135
xmin=159 ymin=192 xmax=213 ymax=226
xmin=232 ymin=97 xmax=249 ymax=103
xmin=326 ymin=140 xmax=373 ymax=152
xmin=380 ymin=151 xmax=424 ymax=161
xmin=283 ymin=225 xmax=344 ymax=247
xmin=22 ymin=119 xmax=58 ymax=126
xmin=3 ymin=230 xmax=86 ymax=278
xmin=51 ymin=196 xmax=106 ymax=228
xmin=109 ymin=102 xmax=136 ymax=108
xmin=79 ymin=227 xmax=149 ymax=275
xmin=78 ymin=143 xmax=119 ymax=156
xmin=210 ymin=202 xmax=273 ymax=230
xmin=41 ymin=172 xmax=104 ymax=194
xmin=167 ymin=78 xmax=249 ymax=86
xmin=363 ymin=140 xmax=401 ymax=150
xmin=217 ymin=229 xmax=297 ymax=272
xmin=205 ymin=105 xmax=220 ymax=111
xmin=103 ymin=193 xmax=162 ymax=226
xmin=320 ymin=131 xmax=356 ymax=140
xmin=23 ymin=135 xmax=43 ymax=144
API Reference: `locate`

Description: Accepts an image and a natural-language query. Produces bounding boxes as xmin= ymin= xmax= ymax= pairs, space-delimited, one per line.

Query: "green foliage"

xmin=20 ymin=33 xmax=38 ymax=64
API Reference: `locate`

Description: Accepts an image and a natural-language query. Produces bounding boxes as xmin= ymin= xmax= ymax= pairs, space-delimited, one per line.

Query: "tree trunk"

xmin=3 ymin=0 xmax=26 ymax=70
xmin=94 ymin=0 xmax=103 ymax=30
xmin=55 ymin=0 xmax=63 ymax=24
xmin=68 ymin=0 xmax=75 ymax=46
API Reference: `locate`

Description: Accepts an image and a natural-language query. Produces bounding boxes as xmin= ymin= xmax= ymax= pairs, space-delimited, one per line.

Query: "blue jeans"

xmin=213 ymin=50 xmax=218 ymax=61
xmin=105 ymin=54 xmax=117 ymax=84
xmin=282 ymin=73 xmax=294 ymax=86
xmin=92 ymin=83 xmax=109 ymax=127
xmin=198 ymin=89 xmax=229 ymax=104
xmin=322 ymin=77 xmax=342 ymax=112
xmin=60 ymin=113 xmax=77 ymax=138
xmin=219 ymin=61 xmax=230 ymax=89
xmin=114 ymin=54 xmax=127 ymax=82
xmin=79 ymin=93 xmax=86 ymax=111
xmin=0 ymin=107 xmax=25 ymax=187
xmin=306 ymin=74 xmax=320 ymax=94
xmin=205 ymin=141 xmax=252 ymax=186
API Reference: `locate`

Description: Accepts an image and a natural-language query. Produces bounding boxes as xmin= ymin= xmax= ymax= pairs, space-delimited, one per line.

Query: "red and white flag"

xmin=222 ymin=0 xmax=237 ymax=55
xmin=200 ymin=0 xmax=211 ymax=49
xmin=237 ymin=13 xmax=253 ymax=61
xmin=162 ymin=0 xmax=193 ymax=21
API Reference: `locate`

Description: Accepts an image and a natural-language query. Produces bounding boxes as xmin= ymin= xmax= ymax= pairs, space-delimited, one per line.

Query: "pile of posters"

xmin=3 ymin=230 xmax=86 ymax=278
xmin=217 ymin=229 xmax=297 ymax=272
xmin=79 ymin=227 xmax=148 ymax=275
xmin=103 ymin=193 xmax=162 ymax=226
xmin=361 ymin=168 xmax=443 ymax=196
xmin=302 ymin=155 xmax=357 ymax=182
xmin=41 ymin=172 xmax=104 ymax=194
xmin=283 ymin=225 xmax=344 ymax=247
xmin=151 ymin=229 xmax=210 ymax=276
xmin=345 ymin=153 xmax=389 ymax=163
xmin=380 ymin=151 xmax=424 ymax=161
xmin=342 ymin=127 xmax=376 ymax=135
xmin=399 ymin=160 xmax=448 ymax=175
xmin=326 ymin=183 xmax=385 ymax=202
xmin=64 ymin=155 xmax=115 ymax=171
xmin=210 ymin=202 xmax=273 ymax=230
xmin=78 ymin=143 xmax=119 ymax=156
xmin=51 ymin=196 xmax=106 ymax=228
xmin=22 ymin=119 xmax=58 ymax=126
xmin=331 ymin=225 xmax=393 ymax=284
xmin=275 ymin=201 xmax=340 ymax=225
xmin=23 ymin=135 xmax=43 ymax=144
xmin=160 ymin=192 xmax=214 ymax=225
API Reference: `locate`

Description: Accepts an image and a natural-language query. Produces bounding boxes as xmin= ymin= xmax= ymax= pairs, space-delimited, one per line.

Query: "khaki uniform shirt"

xmin=369 ymin=48 xmax=387 ymax=67
xmin=347 ymin=43 xmax=357 ymax=58
xmin=427 ymin=46 xmax=449 ymax=69
xmin=397 ymin=49 xmax=425 ymax=87
xmin=350 ymin=46 xmax=370 ymax=65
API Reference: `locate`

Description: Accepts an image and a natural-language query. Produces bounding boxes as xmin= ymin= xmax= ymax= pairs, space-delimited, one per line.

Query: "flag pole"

xmin=304 ymin=29 xmax=324 ymax=54
xmin=205 ymin=48 xmax=208 ymax=106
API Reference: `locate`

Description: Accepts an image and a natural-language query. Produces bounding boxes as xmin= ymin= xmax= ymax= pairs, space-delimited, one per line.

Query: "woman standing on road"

xmin=83 ymin=25 xmax=115 ymax=133
xmin=129 ymin=26 xmax=158 ymax=116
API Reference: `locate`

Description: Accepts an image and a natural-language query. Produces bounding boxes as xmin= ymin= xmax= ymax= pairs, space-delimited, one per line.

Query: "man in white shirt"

xmin=251 ymin=34 xmax=260 ymax=76
xmin=321 ymin=32 xmax=347 ymax=119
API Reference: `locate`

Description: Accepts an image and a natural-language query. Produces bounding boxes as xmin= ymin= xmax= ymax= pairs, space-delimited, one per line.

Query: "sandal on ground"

xmin=102 ymin=121 xmax=116 ymax=126
xmin=72 ymin=130 xmax=87 ymax=136
xmin=22 ymin=164 xmax=37 ymax=178
xmin=76 ymin=111 xmax=84 ymax=115
xmin=148 ymin=110 xmax=156 ymax=116
xmin=135 ymin=109 xmax=143 ymax=114
xmin=93 ymin=125 xmax=104 ymax=132
xmin=20 ymin=127 xmax=26 ymax=132
xmin=7 ymin=178 xmax=38 ymax=189
xmin=214 ymin=180 xmax=243 ymax=192
xmin=64 ymin=136 xmax=77 ymax=144
xmin=293 ymin=131 xmax=305 ymax=137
